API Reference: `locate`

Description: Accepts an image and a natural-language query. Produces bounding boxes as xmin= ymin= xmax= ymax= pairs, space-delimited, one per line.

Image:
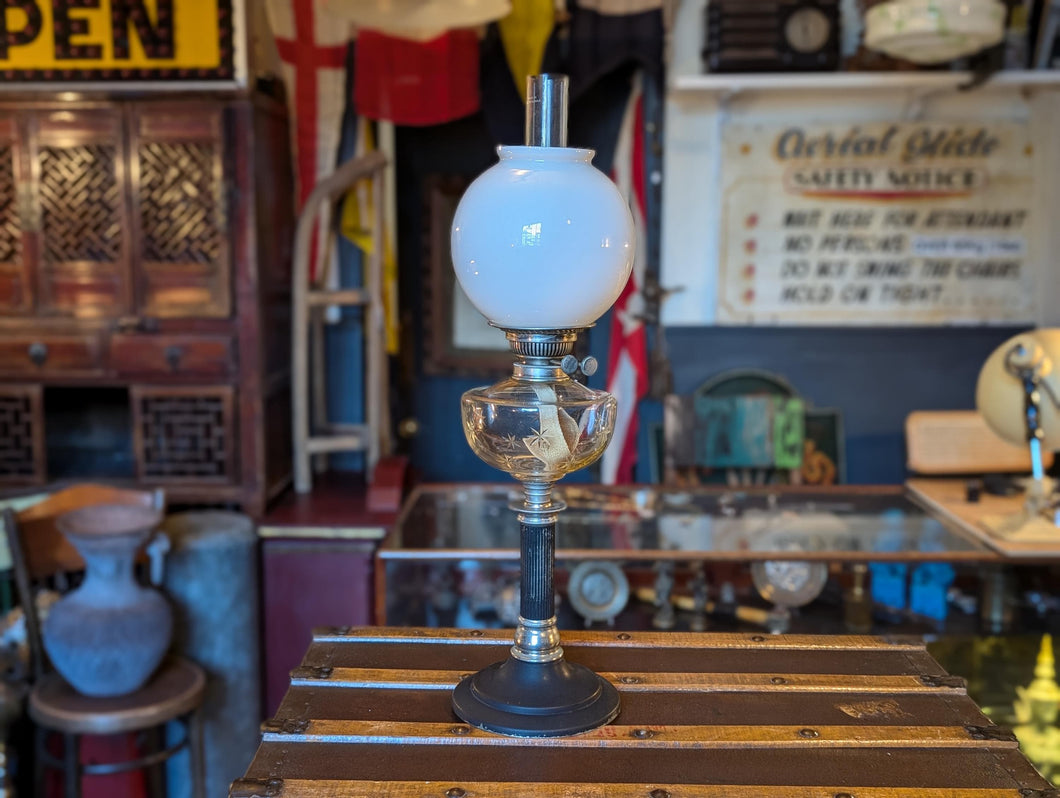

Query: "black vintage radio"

xmin=704 ymin=0 xmax=841 ymax=72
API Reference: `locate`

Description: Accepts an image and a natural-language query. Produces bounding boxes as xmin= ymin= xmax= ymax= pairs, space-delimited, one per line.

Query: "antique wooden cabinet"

xmin=0 ymin=93 xmax=294 ymax=517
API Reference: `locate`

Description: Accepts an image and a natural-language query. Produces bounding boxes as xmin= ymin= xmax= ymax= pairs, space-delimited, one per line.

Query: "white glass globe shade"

xmin=451 ymin=145 xmax=635 ymax=330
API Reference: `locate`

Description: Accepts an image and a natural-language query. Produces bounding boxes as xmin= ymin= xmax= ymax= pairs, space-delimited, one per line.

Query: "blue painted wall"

xmin=654 ymin=326 xmax=1027 ymax=484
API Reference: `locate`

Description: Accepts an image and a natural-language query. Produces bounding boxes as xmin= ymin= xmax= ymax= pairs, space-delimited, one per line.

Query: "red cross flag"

xmin=601 ymin=74 xmax=649 ymax=485
xmin=266 ymin=0 xmax=350 ymax=281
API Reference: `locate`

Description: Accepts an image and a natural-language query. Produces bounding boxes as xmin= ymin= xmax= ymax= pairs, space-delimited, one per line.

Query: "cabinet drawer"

xmin=109 ymin=335 xmax=233 ymax=377
xmin=0 ymin=335 xmax=102 ymax=375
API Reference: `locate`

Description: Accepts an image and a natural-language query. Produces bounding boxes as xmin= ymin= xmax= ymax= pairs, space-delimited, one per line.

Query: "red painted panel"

xmin=261 ymin=539 xmax=377 ymax=717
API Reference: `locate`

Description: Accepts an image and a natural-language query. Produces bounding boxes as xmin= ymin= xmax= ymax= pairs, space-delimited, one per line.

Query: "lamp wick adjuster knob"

xmin=560 ymin=355 xmax=598 ymax=378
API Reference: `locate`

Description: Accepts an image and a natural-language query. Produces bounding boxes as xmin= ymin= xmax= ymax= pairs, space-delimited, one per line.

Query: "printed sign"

xmin=0 ymin=0 xmax=240 ymax=85
xmin=718 ymin=121 xmax=1035 ymax=324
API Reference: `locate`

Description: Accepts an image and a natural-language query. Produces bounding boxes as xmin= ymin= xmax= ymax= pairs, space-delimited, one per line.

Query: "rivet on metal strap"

xmin=964 ymin=724 xmax=1017 ymax=743
xmin=229 ymin=778 xmax=284 ymax=798
xmin=290 ymin=665 xmax=332 ymax=680
xmin=920 ymin=674 xmax=966 ymax=690
xmin=261 ymin=719 xmax=309 ymax=735
xmin=882 ymin=634 xmax=919 ymax=646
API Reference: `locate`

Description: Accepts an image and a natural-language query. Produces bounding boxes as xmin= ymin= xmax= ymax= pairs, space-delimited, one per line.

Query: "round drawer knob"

xmin=164 ymin=345 xmax=184 ymax=370
xmin=27 ymin=342 xmax=48 ymax=366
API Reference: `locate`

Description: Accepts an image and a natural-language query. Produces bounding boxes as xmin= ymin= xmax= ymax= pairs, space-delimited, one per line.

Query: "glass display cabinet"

xmin=378 ymin=483 xmax=1025 ymax=634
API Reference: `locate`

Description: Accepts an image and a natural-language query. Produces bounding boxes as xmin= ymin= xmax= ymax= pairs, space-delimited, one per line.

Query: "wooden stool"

xmin=30 ymin=657 xmax=206 ymax=798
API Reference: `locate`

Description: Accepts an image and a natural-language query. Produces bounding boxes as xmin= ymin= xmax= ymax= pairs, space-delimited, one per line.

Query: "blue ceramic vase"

xmin=43 ymin=504 xmax=172 ymax=697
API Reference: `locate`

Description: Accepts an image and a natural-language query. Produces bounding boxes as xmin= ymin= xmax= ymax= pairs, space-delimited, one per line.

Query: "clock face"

xmin=582 ymin=572 xmax=619 ymax=605
xmin=751 ymin=558 xmax=828 ymax=608
xmin=568 ymin=561 xmax=630 ymax=623
xmin=785 ymin=7 xmax=832 ymax=54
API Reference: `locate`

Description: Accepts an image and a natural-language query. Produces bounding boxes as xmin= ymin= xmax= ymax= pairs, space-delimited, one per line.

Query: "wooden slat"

xmin=275 ymin=685 xmax=989 ymax=729
xmin=232 ymin=780 xmax=1044 ymax=798
xmin=243 ymin=743 xmax=1046 ymax=789
xmin=289 ymin=667 xmax=965 ymax=695
xmin=262 ymin=720 xmax=1009 ymax=750
xmin=312 ymin=627 xmax=926 ymax=651
xmin=302 ymin=641 xmax=948 ymax=680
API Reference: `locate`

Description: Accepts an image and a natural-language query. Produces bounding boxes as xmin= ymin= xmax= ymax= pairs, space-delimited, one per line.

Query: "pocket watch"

xmin=751 ymin=557 xmax=828 ymax=608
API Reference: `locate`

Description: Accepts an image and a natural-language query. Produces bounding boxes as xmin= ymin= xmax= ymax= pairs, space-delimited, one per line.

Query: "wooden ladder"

xmin=291 ymin=150 xmax=390 ymax=494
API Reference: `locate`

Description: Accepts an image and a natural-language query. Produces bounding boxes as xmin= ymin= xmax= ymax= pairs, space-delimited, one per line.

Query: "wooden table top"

xmin=907 ymin=478 xmax=1060 ymax=560
xmin=258 ymin=472 xmax=397 ymax=541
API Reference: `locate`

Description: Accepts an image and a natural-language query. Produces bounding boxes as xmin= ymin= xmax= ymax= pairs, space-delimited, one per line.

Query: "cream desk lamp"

xmin=976 ymin=328 xmax=1060 ymax=540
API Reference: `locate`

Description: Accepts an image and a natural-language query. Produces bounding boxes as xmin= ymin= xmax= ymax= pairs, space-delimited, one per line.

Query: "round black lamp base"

xmin=452 ymin=655 xmax=620 ymax=737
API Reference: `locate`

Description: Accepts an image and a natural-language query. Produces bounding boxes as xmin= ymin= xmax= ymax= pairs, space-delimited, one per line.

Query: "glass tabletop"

xmin=384 ymin=483 xmax=996 ymax=562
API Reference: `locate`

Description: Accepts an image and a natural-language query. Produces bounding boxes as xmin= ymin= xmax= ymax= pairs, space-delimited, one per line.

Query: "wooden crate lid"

xmin=233 ymin=627 xmax=1051 ymax=797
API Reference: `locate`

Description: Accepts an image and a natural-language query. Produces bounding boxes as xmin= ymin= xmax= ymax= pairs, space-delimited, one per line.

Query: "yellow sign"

xmin=0 ymin=0 xmax=239 ymax=84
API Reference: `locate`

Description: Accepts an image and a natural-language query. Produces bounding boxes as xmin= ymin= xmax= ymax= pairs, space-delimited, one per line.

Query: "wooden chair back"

xmin=2 ymin=483 xmax=165 ymax=679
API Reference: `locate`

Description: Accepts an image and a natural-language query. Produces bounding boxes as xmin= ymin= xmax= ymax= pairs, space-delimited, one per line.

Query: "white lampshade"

xmin=865 ymin=0 xmax=1006 ymax=64
xmin=451 ymin=145 xmax=635 ymax=331
xmin=977 ymin=329 xmax=1060 ymax=450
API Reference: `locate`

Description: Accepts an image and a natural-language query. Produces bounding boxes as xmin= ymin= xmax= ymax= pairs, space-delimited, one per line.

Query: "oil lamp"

xmin=449 ymin=74 xmax=635 ymax=736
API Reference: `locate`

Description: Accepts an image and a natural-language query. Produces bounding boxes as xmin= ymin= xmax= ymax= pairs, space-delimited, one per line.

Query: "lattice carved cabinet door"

xmin=0 ymin=114 xmax=30 ymax=314
xmin=131 ymin=106 xmax=229 ymax=318
xmin=33 ymin=109 xmax=129 ymax=318
xmin=131 ymin=386 xmax=236 ymax=484
xmin=0 ymin=385 xmax=44 ymax=484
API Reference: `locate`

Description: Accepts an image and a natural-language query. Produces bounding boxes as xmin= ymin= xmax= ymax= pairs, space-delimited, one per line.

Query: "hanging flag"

xmin=601 ymin=73 xmax=649 ymax=485
xmin=354 ymin=28 xmax=481 ymax=126
xmin=324 ymin=0 xmax=511 ymax=41
xmin=266 ymin=0 xmax=350 ymax=283
xmin=498 ymin=0 xmax=555 ymax=101
xmin=557 ymin=2 xmax=663 ymax=97
xmin=340 ymin=118 xmax=400 ymax=355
